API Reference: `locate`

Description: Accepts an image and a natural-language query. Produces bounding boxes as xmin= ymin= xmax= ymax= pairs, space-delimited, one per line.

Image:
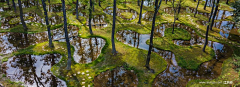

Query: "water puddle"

xmin=1 ymin=54 xmax=67 ymax=87
xmin=94 ymin=67 xmax=138 ymax=86
xmin=116 ymin=23 xmax=233 ymax=86
xmin=58 ymin=37 xmax=106 ymax=64
xmin=86 ymin=15 xmax=108 ymax=29
xmin=0 ymin=32 xmax=48 ymax=54
xmin=196 ymin=20 xmax=240 ymax=43
xmin=142 ymin=11 xmax=160 ymax=21
xmin=0 ymin=12 xmax=63 ymax=29
xmin=0 ymin=25 xmax=77 ymax=55
xmin=104 ymin=7 xmax=138 ymax=20
xmin=163 ymin=7 xmax=232 ymax=20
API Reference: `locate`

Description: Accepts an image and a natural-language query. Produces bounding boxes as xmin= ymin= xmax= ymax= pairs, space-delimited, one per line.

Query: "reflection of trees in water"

xmin=1 ymin=54 xmax=66 ymax=87
xmin=70 ymin=37 xmax=106 ymax=64
xmin=94 ymin=67 xmax=138 ymax=87
xmin=0 ymin=32 xmax=48 ymax=54
xmin=116 ymin=30 xmax=140 ymax=48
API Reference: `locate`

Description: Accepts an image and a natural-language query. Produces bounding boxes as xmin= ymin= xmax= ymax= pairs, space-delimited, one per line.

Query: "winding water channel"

xmin=115 ymin=23 xmax=233 ymax=87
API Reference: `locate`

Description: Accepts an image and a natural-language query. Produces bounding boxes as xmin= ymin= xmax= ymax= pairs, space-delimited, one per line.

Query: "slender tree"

xmin=138 ymin=0 xmax=144 ymax=24
xmin=76 ymin=0 xmax=79 ymax=19
xmin=210 ymin=0 xmax=219 ymax=31
xmin=166 ymin=0 xmax=167 ymax=4
xmin=172 ymin=0 xmax=179 ymax=34
xmin=99 ymin=0 xmax=101 ymax=6
xmin=226 ymin=0 xmax=228 ymax=4
xmin=18 ymin=0 xmax=28 ymax=31
xmin=204 ymin=0 xmax=208 ymax=10
xmin=7 ymin=0 xmax=10 ymax=8
xmin=61 ymin=0 xmax=72 ymax=70
xmin=12 ymin=0 xmax=16 ymax=13
xmin=111 ymin=0 xmax=117 ymax=55
xmin=203 ymin=0 xmax=215 ymax=52
xmin=194 ymin=0 xmax=200 ymax=17
xmin=37 ymin=0 xmax=39 ymax=8
xmin=138 ymin=0 xmax=140 ymax=6
xmin=146 ymin=0 xmax=161 ymax=70
xmin=42 ymin=0 xmax=53 ymax=48
xmin=89 ymin=0 xmax=93 ymax=35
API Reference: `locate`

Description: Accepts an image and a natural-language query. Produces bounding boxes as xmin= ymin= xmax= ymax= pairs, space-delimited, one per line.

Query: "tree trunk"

xmin=42 ymin=0 xmax=53 ymax=48
xmin=48 ymin=0 xmax=50 ymax=3
xmin=93 ymin=0 xmax=94 ymax=12
xmin=7 ymin=0 xmax=10 ymax=8
xmin=89 ymin=0 xmax=93 ymax=35
xmin=76 ymin=0 xmax=79 ymax=19
xmin=18 ymin=0 xmax=28 ymax=31
xmin=146 ymin=0 xmax=159 ymax=70
xmin=61 ymin=0 xmax=72 ymax=70
xmin=204 ymin=0 xmax=208 ymax=10
xmin=172 ymin=0 xmax=176 ymax=34
xmin=99 ymin=0 xmax=101 ymax=6
xmin=176 ymin=3 xmax=181 ymax=20
xmin=37 ymin=0 xmax=39 ymax=8
xmin=12 ymin=0 xmax=16 ymax=13
xmin=194 ymin=0 xmax=196 ymax=2
xmin=226 ymin=0 xmax=228 ymax=4
xmin=210 ymin=0 xmax=219 ymax=31
xmin=138 ymin=0 xmax=140 ymax=6
xmin=138 ymin=0 xmax=144 ymax=24
xmin=203 ymin=0 xmax=215 ymax=52
xmin=194 ymin=0 xmax=200 ymax=17
xmin=111 ymin=0 xmax=117 ymax=55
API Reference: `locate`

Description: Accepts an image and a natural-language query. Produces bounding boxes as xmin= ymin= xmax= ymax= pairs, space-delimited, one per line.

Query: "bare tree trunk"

xmin=111 ymin=0 xmax=117 ymax=55
xmin=61 ymin=0 xmax=72 ymax=70
xmin=138 ymin=0 xmax=140 ymax=6
xmin=76 ymin=0 xmax=79 ymax=19
xmin=37 ymin=0 xmax=39 ymax=8
xmin=194 ymin=0 xmax=200 ymax=17
xmin=18 ymin=0 xmax=28 ymax=31
xmin=12 ymin=0 xmax=16 ymax=13
xmin=89 ymin=0 xmax=93 ymax=35
xmin=226 ymin=0 xmax=228 ymax=4
xmin=146 ymin=0 xmax=160 ymax=71
xmin=7 ymin=0 xmax=10 ymax=8
xmin=210 ymin=0 xmax=219 ymax=31
xmin=42 ymin=0 xmax=53 ymax=48
xmin=204 ymin=0 xmax=208 ymax=10
xmin=203 ymin=0 xmax=215 ymax=52
xmin=138 ymin=0 xmax=144 ymax=24
xmin=99 ymin=0 xmax=101 ymax=6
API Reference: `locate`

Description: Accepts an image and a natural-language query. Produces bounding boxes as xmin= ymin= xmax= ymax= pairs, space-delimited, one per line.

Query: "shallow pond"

xmin=116 ymin=23 xmax=233 ymax=86
xmin=94 ymin=67 xmax=138 ymax=87
xmin=104 ymin=7 xmax=138 ymax=20
xmin=163 ymin=7 xmax=232 ymax=20
xmin=1 ymin=54 xmax=67 ymax=87
xmin=196 ymin=20 xmax=240 ymax=43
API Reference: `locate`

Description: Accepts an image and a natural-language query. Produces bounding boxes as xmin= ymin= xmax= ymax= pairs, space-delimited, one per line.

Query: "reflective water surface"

xmin=116 ymin=23 xmax=233 ymax=87
xmin=104 ymin=7 xmax=138 ymax=20
xmin=94 ymin=67 xmax=138 ymax=87
xmin=1 ymin=54 xmax=67 ymax=87
xmin=196 ymin=20 xmax=240 ymax=43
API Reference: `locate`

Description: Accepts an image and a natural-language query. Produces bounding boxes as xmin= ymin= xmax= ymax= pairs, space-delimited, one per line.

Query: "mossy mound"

xmin=187 ymin=58 xmax=240 ymax=87
xmin=147 ymin=28 xmax=215 ymax=70
xmin=120 ymin=12 xmax=133 ymax=19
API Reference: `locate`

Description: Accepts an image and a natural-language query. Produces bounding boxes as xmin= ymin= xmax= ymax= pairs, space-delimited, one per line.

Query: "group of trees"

xmin=7 ymin=0 xmax=235 ymax=71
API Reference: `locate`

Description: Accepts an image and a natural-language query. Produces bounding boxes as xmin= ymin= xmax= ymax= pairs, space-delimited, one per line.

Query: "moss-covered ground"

xmin=0 ymin=0 xmax=239 ymax=86
xmin=147 ymin=28 xmax=215 ymax=70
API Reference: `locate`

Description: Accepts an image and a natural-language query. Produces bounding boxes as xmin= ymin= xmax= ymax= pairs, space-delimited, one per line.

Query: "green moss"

xmin=146 ymin=28 xmax=214 ymax=70
xmin=187 ymin=58 xmax=240 ymax=87
xmin=120 ymin=12 xmax=133 ymax=19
